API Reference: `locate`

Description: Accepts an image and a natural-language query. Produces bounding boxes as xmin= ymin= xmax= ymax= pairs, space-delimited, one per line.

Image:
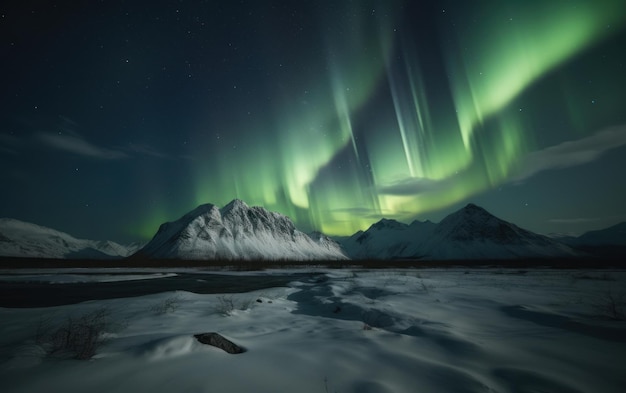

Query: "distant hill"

xmin=6 ymin=201 xmax=621 ymax=262
xmin=557 ymin=222 xmax=626 ymax=258
xmin=338 ymin=204 xmax=579 ymax=260
xmin=0 ymin=218 xmax=142 ymax=259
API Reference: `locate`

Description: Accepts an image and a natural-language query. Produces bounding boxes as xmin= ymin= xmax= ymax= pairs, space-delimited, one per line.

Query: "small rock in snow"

xmin=194 ymin=333 xmax=245 ymax=354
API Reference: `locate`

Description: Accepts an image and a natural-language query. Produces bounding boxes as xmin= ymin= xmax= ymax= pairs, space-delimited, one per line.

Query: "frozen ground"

xmin=1 ymin=268 xmax=625 ymax=393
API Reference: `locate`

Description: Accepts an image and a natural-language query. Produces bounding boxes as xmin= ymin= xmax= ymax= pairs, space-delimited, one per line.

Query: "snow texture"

xmin=0 ymin=218 xmax=141 ymax=259
xmin=340 ymin=204 xmax=579 ymax=259
xmin=4 ymin=201 xmax=621 ymax=261
xmin=137 ymin=199 xmax=347 ymax=260
xmin=1 ymin=268 xmax=625 ymax=393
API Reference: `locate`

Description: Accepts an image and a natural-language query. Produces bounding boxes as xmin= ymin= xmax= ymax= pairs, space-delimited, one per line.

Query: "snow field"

xmin=0 ymin=269 xmax=625 ymax=393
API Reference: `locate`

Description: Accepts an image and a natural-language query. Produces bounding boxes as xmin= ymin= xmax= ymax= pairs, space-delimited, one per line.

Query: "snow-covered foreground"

xmin=1 ymin=268 xmax=625 ymax=393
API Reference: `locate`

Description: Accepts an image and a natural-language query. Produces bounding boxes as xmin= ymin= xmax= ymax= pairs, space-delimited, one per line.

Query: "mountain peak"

xmin=440 ymin=203 xmax=496 ymax=225
xmin=337 ymin=202 xmax=579 ymax=259
xmin=437 ymin=203 xmax=535 ymax=245
xmin=410 ymin=219 xmax=434 ymax=226
xmin=575 ymin=221 xmax=626 ymax=246
xmin=186 ymin=203 xmax=218 ymax=217
xmin=461 ymin=203 xmax=489 ymax=214
xmin=221 ymin=199 xmax=249 ymax=214
xmin=139 ymin=199 xmax=347 ymax=260
xmin=371 ymin=218 xmax=407 ymax=231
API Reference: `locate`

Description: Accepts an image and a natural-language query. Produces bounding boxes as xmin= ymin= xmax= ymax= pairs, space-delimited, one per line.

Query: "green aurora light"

xmin=138 ymin=1 xmax=625 ymax=238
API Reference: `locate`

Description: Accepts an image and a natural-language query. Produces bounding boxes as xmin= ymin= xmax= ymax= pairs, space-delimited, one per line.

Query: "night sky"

xmin=1 ymin=1 xmax=625 ymax=243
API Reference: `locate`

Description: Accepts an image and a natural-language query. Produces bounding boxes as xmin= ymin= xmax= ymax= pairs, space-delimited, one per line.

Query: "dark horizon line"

xmin=2 ymin=255 xmax=626 ymax=270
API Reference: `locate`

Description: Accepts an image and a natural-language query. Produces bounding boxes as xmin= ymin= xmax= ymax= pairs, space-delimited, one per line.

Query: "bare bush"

xmin=151 ymin=294 xmax=184 ymax=315
xmin=215 ymin=295 xmax=236 ymax=316
xmin=36 ymin=308 xmax=119 ymax=360
xmin=238 ymin=297 xmax=254 ymax=311
xmin=592 ymin=288 xmax=625 ymax=321
xmin=215 ymin=295 xmax=253 ymax=316
xmin=419 ymin=279 xmax=432 ymax=293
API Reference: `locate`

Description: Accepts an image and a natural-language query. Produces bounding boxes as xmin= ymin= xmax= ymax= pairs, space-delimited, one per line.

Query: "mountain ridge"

xmin=0 ymin=218 xmax=142 ymax=259
xmin=136 ymin=199 xmax=348 ymax=260
xmin=338 ymin=203 xmax=580 ymax=260
xmin=2 ymin=201 xmax=623 ymax=261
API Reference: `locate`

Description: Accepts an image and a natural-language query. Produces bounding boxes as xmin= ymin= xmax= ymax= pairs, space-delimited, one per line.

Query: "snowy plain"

xmin=1 ymin=268 xmax=625 ymax=393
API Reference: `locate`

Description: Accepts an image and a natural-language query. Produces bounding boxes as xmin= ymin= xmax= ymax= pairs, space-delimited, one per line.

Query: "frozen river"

xmin=0 ymin=271 xmax=315 ymax=307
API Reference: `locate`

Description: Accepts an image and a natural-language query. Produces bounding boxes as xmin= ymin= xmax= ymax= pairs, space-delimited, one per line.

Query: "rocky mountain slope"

xmin=135 ymin=199 xmax=347 ymax=260
xmin=338 ymin=204 xmax=579 ymax=260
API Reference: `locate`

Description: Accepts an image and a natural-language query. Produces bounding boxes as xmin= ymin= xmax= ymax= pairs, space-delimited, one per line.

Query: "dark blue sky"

xmin=1 ymin=0 xmax=625 ymax=243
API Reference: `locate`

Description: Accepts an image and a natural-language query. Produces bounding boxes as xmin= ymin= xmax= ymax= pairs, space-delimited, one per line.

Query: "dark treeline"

xmin=1 ymin=256 xmax=625 ymax=270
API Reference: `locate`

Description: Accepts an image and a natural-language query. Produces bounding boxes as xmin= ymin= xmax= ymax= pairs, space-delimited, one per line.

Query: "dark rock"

xmin=194 ymin=332 xmax=246 ymax=354
xmin=333 ymin=306 xmax=342 ymax=314
xmin=256 ymin=299 xmax=263 ymax=303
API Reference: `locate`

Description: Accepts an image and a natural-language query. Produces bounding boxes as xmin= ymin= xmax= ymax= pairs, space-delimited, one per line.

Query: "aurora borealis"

xmin=1 ymin=1 xmax=626 ymax=242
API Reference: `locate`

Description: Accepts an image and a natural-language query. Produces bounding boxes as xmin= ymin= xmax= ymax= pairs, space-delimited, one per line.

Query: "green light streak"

xmin=186 ymin=3 xmax=395 ymax=233
xmin=139 ymin=1 xmax=626 ymax=239
xmin=445 ymin=0 xmax=626 ymax=152
xmin=331 ymin=70 xmax=359 ymax=161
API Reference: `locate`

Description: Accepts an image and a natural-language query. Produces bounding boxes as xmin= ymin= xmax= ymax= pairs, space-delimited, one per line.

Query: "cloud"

xmin=37 ymin=132 xmax=128 ymax=159
xmin=548 ymin=217 xmax=602 ymax=224
xmin=329 ymin=207 xmax=375 ymax=215
xmin=58 ymin=115 xmax=78 ymax=127
xmin=377 ymin=176 xmax=449 ymax=195
xmin=548 ymin=213 xmax=626 ymax=225
xmin=125 ymin=143 xmax=197 ymax=161
xmin=37 ymin=132 xmax=181 ymax=161
xmin=326 ymin=207 xmax=382 ymax=219
xmin=328 ymin=206 xmax=416 ymax=219
xmin=125 ymin=143 xmax=170 ymax=159
xmin=512 ymin=125 xmax=626 ymax=182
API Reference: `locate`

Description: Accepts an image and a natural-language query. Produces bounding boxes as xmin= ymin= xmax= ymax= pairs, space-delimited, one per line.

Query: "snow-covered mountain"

xmin=135 ymin=199 xmax=348 ymax=260
xmin=339 ymin=219 xmax=436 ymax=259
xmin=554 ymin=222 xmax=626 ymax=257
xmin=307 ymin=231 xmax=347 ymax=257
xmin=0 ymin=218 xmax=141 ymax=259
xmin=422 ymin=204 xmax=577 ymax=259
xmin=566 ymin=222 xmax=626 ymax=247
xmin=2 ymin=201 xmax=599 ymax=261
xmin=338 ymin=204 xmax=578 ymax=260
